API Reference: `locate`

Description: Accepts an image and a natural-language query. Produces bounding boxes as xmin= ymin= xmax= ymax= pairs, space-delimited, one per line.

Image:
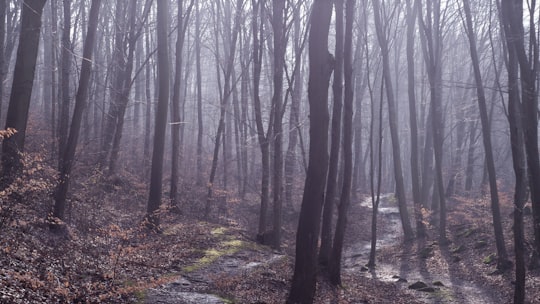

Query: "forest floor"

xmin=0 ymin=154 xmax=539 ymax=303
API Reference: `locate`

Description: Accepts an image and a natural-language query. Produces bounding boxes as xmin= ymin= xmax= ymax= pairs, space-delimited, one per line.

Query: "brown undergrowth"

xmin=0 ymin=151 xmax=426 ymax=303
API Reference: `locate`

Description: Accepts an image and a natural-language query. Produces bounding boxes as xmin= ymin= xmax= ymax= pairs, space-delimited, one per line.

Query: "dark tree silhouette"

xmin=53 ymin=0 xmax=102 ymax=223
xmin=2 ymin=0 xmax=47 ymax=184
xmin=287 ymin=0 xmax=333 ymax=302
xmin=146 ymin=0 xmax=170 ymax=229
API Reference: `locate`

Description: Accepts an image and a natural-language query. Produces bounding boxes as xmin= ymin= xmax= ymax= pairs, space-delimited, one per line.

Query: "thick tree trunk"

xmin=320 ymin=0 xmax=344 ymax=266
xmin=503 ymin=0 xmax=540 ymax=268
xmin=146 ymin=0 xmax=170 ymax=229
xmin=287 ymin=0 xmax=333 ymax=302
xmin=2 ymin=0 xmax=47 ymax=183
xmin=502 ymin=18 xmax=527 ymax=301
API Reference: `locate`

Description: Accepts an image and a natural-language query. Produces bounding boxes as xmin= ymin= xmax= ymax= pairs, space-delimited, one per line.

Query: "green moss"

xmin=182 ymin=239 xmax=248 ymax=273
xmin=211 ymin=227 xmax=228 ymax=236
xmin=483 ymin=253 xmax=496 ymax=264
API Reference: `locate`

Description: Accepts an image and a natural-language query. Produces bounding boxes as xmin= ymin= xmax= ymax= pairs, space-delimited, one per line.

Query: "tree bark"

xmin=406 ymin=0 xmax=424 ymax=237
xmin=57 ymin=0 xmax=71 ymax=168
xmin=53 ymin=0 xmax=101 ymax=222
xmin=501 ymin=7 xmax=527 ymax=299
xmin=146 ymin=0 xmax=170 ymax=229
xmin=2 ymin=0 xmax=47 ymax=183
xmin=287 ymin=0 xmax=333 ymax=302
xmin=328 ymin=0 xmax=355 ymax=285
xmin=372 ymin=0 xmax=414 ymax=240
xmin=501 ymin=0 xmax=540 ymax=268
xmin=204 ymin=0 xmax=242 ymax=219
xmin=320 ymin=0 xmax=344 ymax=266
xmin=252 ymin=0 xmax=271 ymax=237
xmin=461 ymin=0 xmax=509 ymax=269
xmin=271 ymin=0 xmax=286 ymax=250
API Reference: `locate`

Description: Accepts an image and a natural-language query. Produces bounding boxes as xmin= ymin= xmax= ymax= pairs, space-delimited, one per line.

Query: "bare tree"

xmin=53 ymin=0 xmax=102 ymax=224
xmin=2 ymin=0 xmax=47 ymax=184
xmin=270 ymin=0 xmax=286 ymax=250
xmin=146 ymin=0 xmax=170 ymax=229
xmin=372 ymin=0 xmax=414 ymax=240
xmin=461 ymin=0 xmax=510 ymax=270
xmin=320 ymin=0 xmax=344 ymax=266
xmin=328 ymin=0 xmax=356 ymax=285
xmin=287 ymin=0 xmax=333 ymax=302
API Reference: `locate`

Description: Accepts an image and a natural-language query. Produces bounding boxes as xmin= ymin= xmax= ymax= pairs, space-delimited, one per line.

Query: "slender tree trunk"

xmin=287 ymin=0 xmax=333 ymax=302
xmin=270 ymin=0 xmax=286 ymax=250
xmin=170 ymin=0 xmax=192 ymax=207
xmin=284 ymin=3 xmax=302 ymax=209
xmin=2 ymin=0 xmax=47 ymax=184
xmin=252 ymin=0 xmax=270 ymax=237
xmin=143 ymin=26 xmax=152 ymax=176
xmin=146 ymin=0 xmax=170 ymax=229
xmin=462 ymin=0 xmax=509 ymax=269
xmin=195 ymin=0 xmax=204 ymax=185
xmin=0 ymin=0 xmax=6 ymax=121
xmin=58 ymin=0 xmax=71 ymax=168
xmin=502 ymin=15 xmax=527 ymax=301
xmin=204 ymin=0 xmax=242 ymax=219
xmin=328 ymin=0 xmax=355 ymax=285
xmin=406 ymin=0 xmax=424 ymax=237
xmin=420 ymin=0 xmax=446 ymax=241
xmin=464 ymin=119 xmax=477 ymax=192
xmin=53 ymin=0 xmax=101 ymax=223
xmin=372 ymin=0 xmax=414 ymax=240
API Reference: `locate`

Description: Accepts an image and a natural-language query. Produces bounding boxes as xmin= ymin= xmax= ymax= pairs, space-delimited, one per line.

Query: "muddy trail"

xmin=145 ymin=194 xmax=513 ymax=303
xmin=344 ymin=195 xmax=506 ymax=304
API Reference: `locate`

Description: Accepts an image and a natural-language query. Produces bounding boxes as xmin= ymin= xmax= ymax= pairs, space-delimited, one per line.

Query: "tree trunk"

xmin=204 ymin=0 xmax=242 ymax=219
xmin=328 ymin=0 xmax=355 ymax=285
xmin=320 ymin=0 xmax=344 ymax=266
xmin=284 ymin=2 xmax=302 ymax=209
xmin=271 ymin=0 xmax=286 ymax=250
xmin=57 ymin=0 xmax=71 ymax=168
xmin=171 ymin=0 xmax=193 ymax=207
xmin=372 ymin=0 xmax=414 ymax=240
xmin=287 ymin=0 xmax=333 ymax=302
xmin=420 ymin=0 xmax=446 ymax=241
xmin=462 ymin=0 xmax=509 ymax=269
xmin=195 ymin=0 xmax=204 ymax=185
xmin=53 ymin=0 xmax=101 ymax=223
xmin=146 ymin=0 xmax=170 ymax=229
xmin=406 ymin=0 xmax=424 ymax=237
xmin=502 ymin=9 xmax=527 ymax=299
xmin=502 ymin=0 xmax=540 ymax=268
xmin=252 ymin=0 xmax=270 ymax=237
xmin=2 ymin=0 xmax=47 ymax=184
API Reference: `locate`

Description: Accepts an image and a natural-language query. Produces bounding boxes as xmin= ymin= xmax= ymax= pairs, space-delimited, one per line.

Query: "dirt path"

xmin=343 ymin=195 xmax=504 ymax=304
xmin=145 ymin=230 xmax=285 ymax=304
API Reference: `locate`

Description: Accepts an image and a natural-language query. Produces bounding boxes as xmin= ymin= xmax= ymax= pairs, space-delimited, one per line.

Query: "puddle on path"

xmin=347 ymin=195 xmax=501 ymax=304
